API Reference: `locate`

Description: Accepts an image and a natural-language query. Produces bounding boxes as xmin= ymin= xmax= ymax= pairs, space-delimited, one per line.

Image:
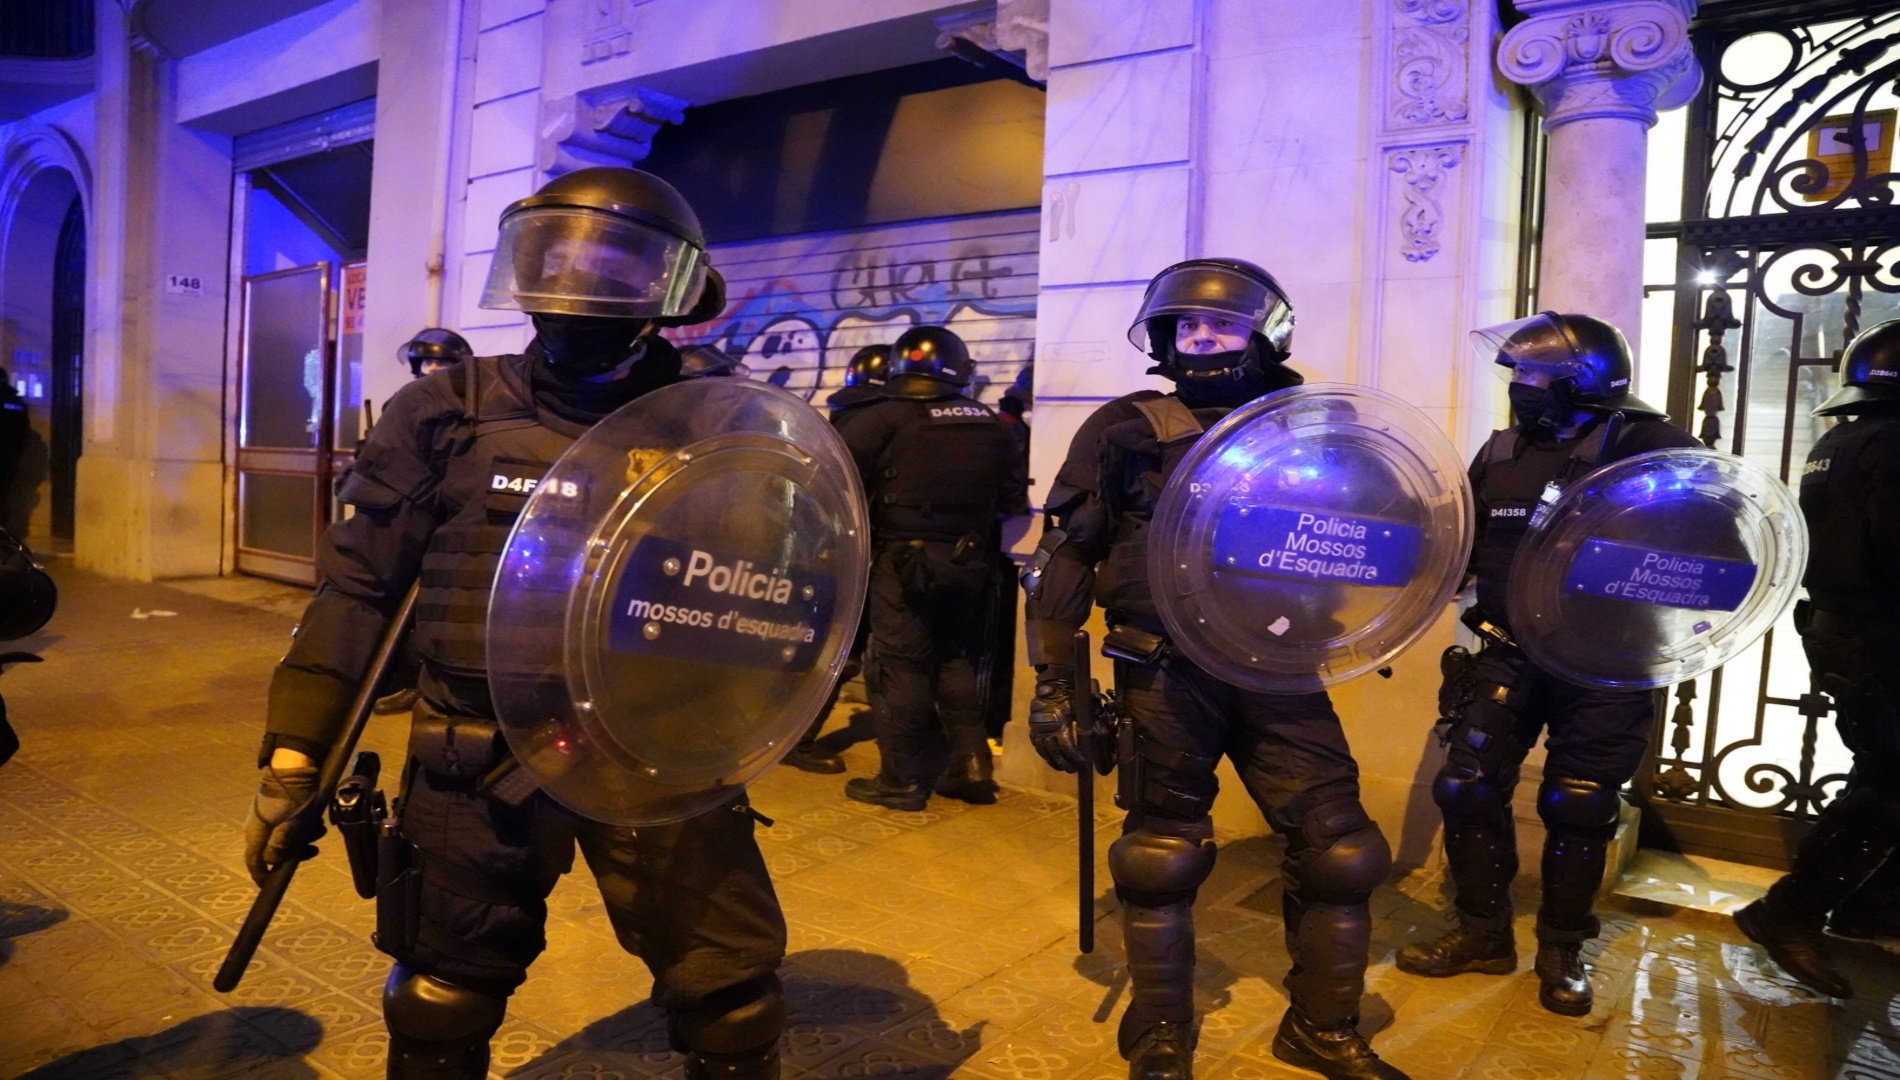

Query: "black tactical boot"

xmin=1394 ymin=910 xmax=1515 ymax=977
xmin=1532 ymin=940 xmax=1592 ymax=1016
xmin=1826 ymin=856 xmax=1900 ymax=940
xmin=935 ymin=751 xmax=998 ymax=804
xmin=1270 ymin=1009 xmax=1409 ymax=1080
xmin=684 ymin=1045 xmax=780 ymax=1079
xmin=1118 ymin=900 xmax=1198 ymax=1079
xmin=386 ymin=1036 xmax=489 ymax=1080
xmin=1734 ymin=898 xmax=1853 ymax=998
xmin=780 ymin=743 xmax=845 ymax=774
xmin=1827 ymin=895 xmax=1900 ymax=941
xmin=843 ymin=773 xmax=928 ymax=811
xmin=1123 ymin=1021 xmax=1192 ymax=1080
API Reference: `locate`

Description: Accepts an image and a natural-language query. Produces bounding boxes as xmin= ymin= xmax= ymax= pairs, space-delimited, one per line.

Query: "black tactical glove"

xmin=244 ymin=765 xmax=322 ymax=886
xmin=1029 ymin=675 xmax=1089 ymax=773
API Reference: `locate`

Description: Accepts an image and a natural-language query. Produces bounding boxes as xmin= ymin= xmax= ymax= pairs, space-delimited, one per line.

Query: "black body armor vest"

xmin=1801 ymin=415 xmax=1900 ymax=620
xmin=411 ymin=356 xmax=585 ymax=681
xmin=869 ymin=395 xmax=1013 ymax=540
xmin=1093 ymin=393 xmax=1230 ymax=620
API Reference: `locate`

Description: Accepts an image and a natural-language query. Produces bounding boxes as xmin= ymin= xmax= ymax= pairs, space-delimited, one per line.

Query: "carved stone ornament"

xmin=1391 ymin=0 xmax=1470 ymax=127
xmin=1389 ymin=145 xmax=1465 ymax=262
xmin=537 ymin=85 xmax=686 ymax=176
xmin=935 ymin=0 xmax=1049 ymax=83
xmin=1499 ymin=0 xmax=1701 ymax=129
xmin=996 ymin=0 xmax=1051 ymax=83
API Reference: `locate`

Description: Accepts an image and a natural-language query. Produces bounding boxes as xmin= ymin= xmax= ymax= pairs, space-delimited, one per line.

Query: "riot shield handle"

xmin=214 ymin=582 xmax=420 ymax=993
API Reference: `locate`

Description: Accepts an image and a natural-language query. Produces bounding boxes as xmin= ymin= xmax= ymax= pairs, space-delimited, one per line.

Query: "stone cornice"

xmin=1499 ymin=0 xmax=1701 ymax=129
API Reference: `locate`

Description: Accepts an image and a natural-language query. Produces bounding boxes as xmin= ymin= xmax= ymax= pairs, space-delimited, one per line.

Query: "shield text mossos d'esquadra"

xmin=604 ymin=536 xmax=836 ymax=669
xmin=1507 ymin=447 xmax=1806 ymax=691
xmin=1149 ymin=384 xmax=1474 ymax=693
xmin=487 ymin=378 xmax=869 ymax=825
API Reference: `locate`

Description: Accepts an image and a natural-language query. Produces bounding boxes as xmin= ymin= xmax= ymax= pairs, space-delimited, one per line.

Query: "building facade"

xmin=2 ymin=0 xmax=1886 ymax=861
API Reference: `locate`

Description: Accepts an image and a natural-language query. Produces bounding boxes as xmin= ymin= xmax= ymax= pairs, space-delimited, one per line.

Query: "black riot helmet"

xmin=479 ymin=167 xmax=720 ymax=324
xmin=1814 ymin=319 xmax=1900 ymax=416
xmin=0 ymin=529 xmax=54 ymax=641
xmin=400 ymin=328 xmax=473 ymax=379
xmin=1128 ymin=258 xmax=1296 ymax=380
xmin=887 ymin=327 xmax=971 ymax=400
xmin=680 ymin=344 xmax=749 ymax=378
xmin=843 ymin=344 xmax=891 ymax=389
xmin=1473 ymin=311 xmax=1666 ymax=421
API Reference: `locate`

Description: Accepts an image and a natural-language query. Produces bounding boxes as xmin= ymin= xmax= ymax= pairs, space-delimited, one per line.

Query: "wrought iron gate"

xmin=1634 ymin=3 xmax=1900 ymax=866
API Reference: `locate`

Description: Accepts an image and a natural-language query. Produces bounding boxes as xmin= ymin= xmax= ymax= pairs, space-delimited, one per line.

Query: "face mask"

xmin=1175 ymin=355 xmax=1271 ymax=409
xmin=532 ymin=313 xmax=649 ymax=377
xmin=1508 ymin=382 xmax=1554 ymax=432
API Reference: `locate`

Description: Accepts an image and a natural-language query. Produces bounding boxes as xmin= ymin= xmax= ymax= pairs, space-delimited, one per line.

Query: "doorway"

xmin=230 ymin=130 xmax=372 ymax=584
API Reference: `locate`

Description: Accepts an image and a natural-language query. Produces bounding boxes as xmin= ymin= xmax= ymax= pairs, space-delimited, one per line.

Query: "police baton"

xmin=1072 ymin=629 xmax=1101 ymax=954
xmin=214 ymin=581 xmax=420 ymax=993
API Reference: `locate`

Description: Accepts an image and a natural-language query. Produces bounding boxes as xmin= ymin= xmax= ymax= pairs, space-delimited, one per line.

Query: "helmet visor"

xmin=480 ymin=207 xmax=708 ymax=318
xmin=1470 ymin=313 xmax=1582 ymax=381
xmin=1126 ymin=263 xmax=1295 ymax=352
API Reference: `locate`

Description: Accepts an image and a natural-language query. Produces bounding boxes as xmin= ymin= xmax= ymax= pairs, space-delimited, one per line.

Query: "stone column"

xmin=1499 ymin=0 xmax=1700 ymax=344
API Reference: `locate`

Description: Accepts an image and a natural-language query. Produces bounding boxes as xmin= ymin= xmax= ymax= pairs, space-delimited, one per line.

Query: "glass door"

xmin=330 ymin=261 xmax=367 ymax=522
xmin=235 ymin=264 xmax=331 ymax=584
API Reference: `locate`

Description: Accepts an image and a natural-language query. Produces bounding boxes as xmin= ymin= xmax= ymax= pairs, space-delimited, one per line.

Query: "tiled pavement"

xmin=0 ymin=567 xmax=1896 ymax=1079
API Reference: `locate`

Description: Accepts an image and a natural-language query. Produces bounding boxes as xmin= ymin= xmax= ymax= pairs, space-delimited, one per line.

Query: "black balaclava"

xmin=528 ymin=321 xmax=680 ymax=425
xmin=1171 ymin=339 xmax=1279 ymax=410
xmin=1508 ymin=378 xmax=1579 ymax=435
xmin=530 ymin=312 xmax=651 ymax=377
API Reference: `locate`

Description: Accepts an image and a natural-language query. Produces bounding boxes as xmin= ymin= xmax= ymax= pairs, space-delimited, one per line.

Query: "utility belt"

xmin=1101 ymin=610 xmax=1174 ymax=667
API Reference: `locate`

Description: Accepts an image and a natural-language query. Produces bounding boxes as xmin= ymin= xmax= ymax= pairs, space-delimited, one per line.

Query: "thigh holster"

xmin=1118 ymin=727 xmax=1220 ymax=821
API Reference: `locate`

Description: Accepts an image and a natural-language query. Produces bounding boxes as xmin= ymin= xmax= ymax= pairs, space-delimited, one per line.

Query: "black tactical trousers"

xmin=865 ymin=539 xmax=994 ymax=785
xmin=1115 ymin=659 xmax=1387 ymax=1028
xmin=1769 ymin=612 xmax=1900 ymax=923
xmin=1434 ymin=645 xmax=1655 ymax=933
xmin=385 ymin=716 xmax=787 ymax=1010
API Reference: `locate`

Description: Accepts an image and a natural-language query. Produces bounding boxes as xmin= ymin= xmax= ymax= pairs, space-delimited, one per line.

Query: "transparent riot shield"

xmin=1506 ymin=447 xmax=1805 ymax=690
xmin=488 ymin=378 xmax=869 ymax=824
xmin=1150 ymin=384 xmax=1474 ymax=693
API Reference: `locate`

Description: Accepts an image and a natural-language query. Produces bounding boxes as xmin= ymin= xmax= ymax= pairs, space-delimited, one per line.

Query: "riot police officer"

xmin=1734 ymin=318 xmax=1900 ymax=998
xmin=244 ymin=167 xmax=788 ymax=1080
xmin=1395 ymin=312 xmax=1701 ymax=1016
xmin=839 ymin=326 xmax=1025 ymax=809
xmin=400 ymin=328 xmax=473 ymax=380
xmin=827 ymin=343 xmax=890 ymax=417
xmin=0 ymin=525 xmax=55 ymax=766
xmin=779 ymin=344 xmax=894 ymax=775
xmin=1024 ymin=258 xmax=1408 ymax=1080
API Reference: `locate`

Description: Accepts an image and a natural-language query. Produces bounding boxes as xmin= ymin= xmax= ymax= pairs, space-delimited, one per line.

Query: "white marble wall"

xmin=1028 ymin=0 xmax=1199 ymax=516
xmin=442 ymin=0 xmax=547 ymax=361
xmin=70 ymin=1 xmax=235 ymax=579
xmin=360 ymin=0 xmax=467 ymax=412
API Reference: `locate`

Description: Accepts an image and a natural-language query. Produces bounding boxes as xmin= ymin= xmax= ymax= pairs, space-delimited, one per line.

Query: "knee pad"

xmin=383 ymin=964 xmax=507 ymax=1046
xmin=1294 ymin=801 xmax=1392 ymax=904
xmin=670 ymin=974 xmax=786 ymax=1057
xmin=1536 ymin=775 xmax=1621 ymax=837
xmin=1109 ymin=831 xmax=1217 ymax=907
xmin=1432 ymin=765 xmax=1509 ymax=821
